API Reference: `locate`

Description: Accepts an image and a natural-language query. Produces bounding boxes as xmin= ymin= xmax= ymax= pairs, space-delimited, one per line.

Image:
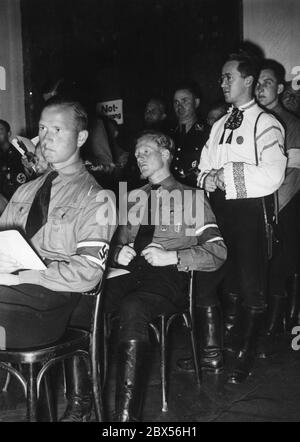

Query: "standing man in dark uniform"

xmin=171 ymin=83 xmax=225 ymax=376
xmin=171 ymin=82 xmax=209 ymax=187
xmin=0 ymin=119 xmax=32 ymax=200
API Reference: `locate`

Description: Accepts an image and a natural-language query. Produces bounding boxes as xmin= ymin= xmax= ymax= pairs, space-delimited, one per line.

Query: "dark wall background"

xmin=21 ymin=0 xmax=242 ymax=136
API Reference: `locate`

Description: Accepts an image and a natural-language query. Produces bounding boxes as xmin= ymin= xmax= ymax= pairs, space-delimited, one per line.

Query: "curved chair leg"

xmin=42 ymin=372 xmax=57 ymax=422
xmin=2 ymin=364 xmax=11 ymax=392
xmin=26 ymin=363 xmax=38 ymax=422
xmin=91 ymin=360 xmax=104 ymax=422
xmin=189 ymin=328 xmax=201 ymax=388
xmin=102 ymin=314 xmax=110 ymax=388
xmin=160 ymin=315 xmax=168 ymax=413
xmin=62 ymin=361 xmax=67 ymax=398
xmin=89 ymin=326 xmax=104 ymax=422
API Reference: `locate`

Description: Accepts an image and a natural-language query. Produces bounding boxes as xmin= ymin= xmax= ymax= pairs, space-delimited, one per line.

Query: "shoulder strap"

xmin=254 ymin=111 xmax=279 ymax=224
xmin=253 ymin=111 xmax=266 ymax=166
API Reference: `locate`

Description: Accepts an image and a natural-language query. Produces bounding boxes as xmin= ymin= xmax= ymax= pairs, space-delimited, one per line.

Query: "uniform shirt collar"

xmin=51 ymin=159 xmax=86 ymax=183
xmin=147 ymin=174 xmax=177 ymax=191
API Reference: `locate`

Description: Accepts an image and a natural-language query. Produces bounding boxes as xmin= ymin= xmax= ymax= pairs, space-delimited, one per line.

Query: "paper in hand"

xmin=0 ymin=230 xmax=46 ymax=271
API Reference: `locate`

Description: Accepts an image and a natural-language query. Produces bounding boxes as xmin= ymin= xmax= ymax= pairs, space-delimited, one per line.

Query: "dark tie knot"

xmin=45 ymin=170 xmax=59 ymax=183
xmin=151 ymin=184 xmax=161 ymax=191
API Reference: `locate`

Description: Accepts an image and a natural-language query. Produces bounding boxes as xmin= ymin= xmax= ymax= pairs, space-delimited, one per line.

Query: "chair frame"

xmin=0 ymin=281 xmax=105 ymax=422
xmin=148 ymin=270 xmax=201 ymax=412
xmin=104 ymin=270 xmax=201 ymax=414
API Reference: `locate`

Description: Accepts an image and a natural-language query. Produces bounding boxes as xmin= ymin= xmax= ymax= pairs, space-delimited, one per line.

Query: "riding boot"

xmin=198 ymin=305 xmax=224 ymax=372
xmin=227 ymin=307 xmax=264 ymax=384
xmin=285 ymin=273 xmax=300 ymax=332
xmin=256 ymin=295 xmax=286 ymax=358
xmin=223 ymin=293 xmax=241 ymax=352
xmin=60 ymin=356 xmax=92 ymax=422
xmin=176 ymin=305 xmax=223 ymax=373
xmin=114 ymin=339 xmax=149 ymax=422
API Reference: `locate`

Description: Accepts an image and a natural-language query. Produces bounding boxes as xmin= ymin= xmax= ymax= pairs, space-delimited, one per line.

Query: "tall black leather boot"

xmin=176 ymin=306 xmax=223 ymax=373
xmin=223 ymin=293 xmax=241 ymax=352
xmin=114 ymin=340 xmax=149 ymax=422
xmin=285 ymin=274 xmax=300 ymax=332
xmin=256 ymin=295 xmax=286 ymax=358
xmin=198 ymin=305 xmax=224 ymax=372
xmin=227 ymin=307 xmax=264 ymax=384
xmin=60 ymin=356 xmax=92 ymax=422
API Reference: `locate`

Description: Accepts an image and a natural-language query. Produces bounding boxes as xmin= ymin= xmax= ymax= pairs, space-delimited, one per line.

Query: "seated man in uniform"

xmin=0 ymin=97 xmax=116 ymax=421
xmin=104 ymin=130 xmax=227 ymax=422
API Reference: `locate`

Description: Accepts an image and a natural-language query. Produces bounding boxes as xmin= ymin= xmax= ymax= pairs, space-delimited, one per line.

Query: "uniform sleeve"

xmin=18 ymin=191 xmax=117 ymax=292
xmin=223 ymin=114 xmax=287 ymax=199
xmin=177 ymin=191 xmax=227 ymax=271
xmin=277 ymin=116 xmax=300 ymax=210
xmin=197 ymin=140 xmax=212 ymax=188
xmin=0 ymin=186 xmax=22 ymax=228
xmin=278 ymin=167 xmax=300 ymax=211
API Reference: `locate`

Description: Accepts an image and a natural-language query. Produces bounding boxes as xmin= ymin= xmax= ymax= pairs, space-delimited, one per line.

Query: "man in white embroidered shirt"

xmin=198 ymin=52 xmax=286 ymax=384
xmin=0 ymin=97 xmax=116 ymax=421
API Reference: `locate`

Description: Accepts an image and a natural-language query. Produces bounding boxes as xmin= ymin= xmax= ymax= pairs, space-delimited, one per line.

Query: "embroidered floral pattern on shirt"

xmin=233 ymin=162 xmax=247 ymax=198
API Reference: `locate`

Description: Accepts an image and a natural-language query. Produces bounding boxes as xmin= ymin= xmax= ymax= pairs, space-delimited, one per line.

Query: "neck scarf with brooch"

xmin=219 ymin=106 xmax=244 ymax=144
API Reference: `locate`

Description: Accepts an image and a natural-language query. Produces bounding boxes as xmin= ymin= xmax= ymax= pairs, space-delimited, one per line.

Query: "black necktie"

xmin=219 ymin=107 xmax=244 ymax=144
xmin=25 ymin=170 xmax=58 ymax=239
xmin=133 ymin=184 xmax=160 ymax=255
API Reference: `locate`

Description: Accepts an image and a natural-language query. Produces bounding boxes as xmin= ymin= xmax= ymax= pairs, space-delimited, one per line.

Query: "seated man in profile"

xmin=0 ymin=97 xmax=116 ymax=421
xmin=104 ymin=130 xmax=227 ymax=422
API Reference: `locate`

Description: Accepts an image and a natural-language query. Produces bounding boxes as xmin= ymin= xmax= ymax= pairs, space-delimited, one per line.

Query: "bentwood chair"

xmin=148 ymin=270 xmax=201 ymax=412
xmin=0 ymin=281 xmax=105 ymax=422
xmin=104 ymin=270 xmax=201 ymax=414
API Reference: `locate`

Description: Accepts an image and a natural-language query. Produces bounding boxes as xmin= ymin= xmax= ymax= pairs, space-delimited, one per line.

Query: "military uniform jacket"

xmin=0 ymin=144 xmax=31 ymax=200
xmin=116 ymin=175 xmax=227 ymax=272
xmin=0 ymin=161 xmax=117 ymax=292
xmin=171 ymin=120 xmax=209 ymax=187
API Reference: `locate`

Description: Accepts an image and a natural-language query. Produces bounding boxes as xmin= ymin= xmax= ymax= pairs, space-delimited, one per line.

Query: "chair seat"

xmin=0 ymin=327 xmax=90 ymax=365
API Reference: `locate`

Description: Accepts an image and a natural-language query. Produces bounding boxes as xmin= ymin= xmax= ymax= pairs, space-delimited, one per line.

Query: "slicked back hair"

xmin=227 ymin=52 xmax=260 ymax=84
xmin=41 ymin=96 xmax=88 ymax=131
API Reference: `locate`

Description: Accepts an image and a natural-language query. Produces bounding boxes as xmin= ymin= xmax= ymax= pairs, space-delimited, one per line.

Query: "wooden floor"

xmin=1 ymin=322 xmax=300 ymax=422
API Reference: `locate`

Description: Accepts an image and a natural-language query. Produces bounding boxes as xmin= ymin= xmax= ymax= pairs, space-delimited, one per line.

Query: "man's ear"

xmin=77 ymin=130 xmax=89 ymax=148
xmin=244 ymin=75 xmax=254 ymax=88
xmin=195 ymin=98 xmax=200 ymax=109
xmin=161 ymin=148 xmax=171 ymax=161
xmin=161 ymin=112 xmax=167 ymax=121
xmin=278 ymin=83 xmax=285 ymax=95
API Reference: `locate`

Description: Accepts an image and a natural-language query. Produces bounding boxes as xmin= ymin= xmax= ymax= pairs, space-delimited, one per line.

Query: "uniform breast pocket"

xmin=154 ymin=210 xmax=183 ymax=239
xmin=43 ymin=206 xmax=82 ymax=254
xmin=10 ymin=201 xmax=32 ymax=227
